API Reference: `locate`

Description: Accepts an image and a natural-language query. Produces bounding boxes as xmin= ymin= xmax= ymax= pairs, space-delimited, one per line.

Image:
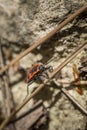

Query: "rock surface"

xmin=0 ymin=0 xmax=87 ymax=130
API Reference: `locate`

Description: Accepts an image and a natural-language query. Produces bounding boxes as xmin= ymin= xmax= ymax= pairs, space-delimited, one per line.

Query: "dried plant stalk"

xmin=0 ymin=4 xmax=87 ymax=75
xmin=0 ymin=42 xmax=86 ymax=130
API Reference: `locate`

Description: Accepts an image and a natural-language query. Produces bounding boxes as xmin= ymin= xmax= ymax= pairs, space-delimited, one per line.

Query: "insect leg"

xmin=38 ymin=74 xmax=47 ymax=83
xmin=23 ymin=80 xmax=34 ymax=100
xmin=45 ymin=66 xmax=53 ymax=72
xmin=43 ymin=71 xmax=49 ymax=78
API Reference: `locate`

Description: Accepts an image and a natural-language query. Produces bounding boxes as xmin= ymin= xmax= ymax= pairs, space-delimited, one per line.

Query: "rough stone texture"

xmin=0 ymin=0 xmax=87 ymax=130
xmin=0 ymin=0 xmax=86 ymax=46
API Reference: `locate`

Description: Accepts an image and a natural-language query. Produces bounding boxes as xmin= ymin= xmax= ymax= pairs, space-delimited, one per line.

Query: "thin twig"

xmin=10 ymin=100 xmax=43 ymax=123
xmin=0 ymin=44 xmax=16 ymax=130
xmin=0 ymin=45 xmax=14 ymax=115
xmin=0 ymin=45 xmax=7 ymax=116
xmin=53 ymin=79 xmax=87 ymax=115
xmin=0 ymin=4 xmax=87 ymax=75
xmin=0 ymin=42 xmax=86 ymax=130
xmin=11 ymin=100 xmax=45 ymax=130
xmin=57 ymin=79 xmax=87 ymax=85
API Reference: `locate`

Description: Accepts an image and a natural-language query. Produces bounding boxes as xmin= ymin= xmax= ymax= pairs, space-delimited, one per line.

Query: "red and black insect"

xmin=26 ymin=63 xmax=53 ymax=83
xmin=25 ymin=63 xmax=53 ymax=99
